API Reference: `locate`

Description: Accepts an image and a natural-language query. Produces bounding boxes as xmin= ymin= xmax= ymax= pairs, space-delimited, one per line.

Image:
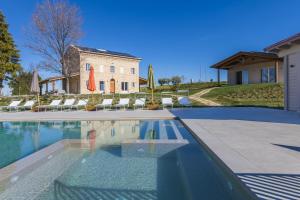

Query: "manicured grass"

xmin=202 ymin=83 xmax=284 ymax=108
xmin=141 ymin=82 xmax=223 ymax=95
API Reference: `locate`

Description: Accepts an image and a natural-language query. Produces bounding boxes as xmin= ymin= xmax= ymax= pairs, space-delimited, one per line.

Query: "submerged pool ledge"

xmin=0 ymin=140 xmax=67 ymax=189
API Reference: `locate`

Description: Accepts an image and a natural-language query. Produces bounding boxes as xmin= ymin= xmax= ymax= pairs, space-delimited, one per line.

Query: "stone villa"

xmin=63 ymin=45 xmax=142 ymax=94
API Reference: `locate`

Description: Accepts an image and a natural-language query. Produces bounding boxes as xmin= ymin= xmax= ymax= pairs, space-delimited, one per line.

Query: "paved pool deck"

xmin=171 ymin=107 xmax=300 ymax=175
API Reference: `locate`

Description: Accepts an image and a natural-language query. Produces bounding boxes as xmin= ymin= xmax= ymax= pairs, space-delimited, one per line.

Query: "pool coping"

xmin=0 ymin=110 xmax=175 ymax=122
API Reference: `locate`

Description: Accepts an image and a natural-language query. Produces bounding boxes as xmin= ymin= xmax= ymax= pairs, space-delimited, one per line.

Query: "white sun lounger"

xmin=0 ymin=100 xmax=22 ymax=112
xmin=60 ymin=99 xmax=75 ymax=110
xmin=133 ymin=98 xmax=146 ymax=110
xmin=96 ymin=99 xmax=113 ymax=110
xmin=72 ymin=99 xmax=88 ymax=110
xmin=162 ymin=98 xmax=173 ymax=109
xmin=38 ymin=99 xmax=62 ymax=112
xmin=178 ymin=96 xmax=192 ymax=107
xmin=114 ymin=98 xmax=130 ymax=110
xmin=17 ymin=100 xmax=35 ymax=111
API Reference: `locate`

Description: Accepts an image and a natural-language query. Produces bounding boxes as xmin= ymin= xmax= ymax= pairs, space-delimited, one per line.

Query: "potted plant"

xmin=86 ymin=104 xmax=96 ymax=111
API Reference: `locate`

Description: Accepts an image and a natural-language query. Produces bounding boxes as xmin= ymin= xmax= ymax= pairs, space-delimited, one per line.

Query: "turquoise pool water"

xmin=0 ymin=120 xmax=254 ymax=200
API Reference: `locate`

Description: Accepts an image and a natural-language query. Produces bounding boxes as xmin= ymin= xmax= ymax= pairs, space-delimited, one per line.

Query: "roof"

xmin=39 ymin=73 xmax=79 ymax=84
xmin=265 ymin=33 xmax=300 ymax=53
xmin=211 ymin=51 xmax=281 ymax=69
xmin=72 ymin=45 xmax=141 ymax=60
xmin=139 ymin=77 xmax=147 ymax=85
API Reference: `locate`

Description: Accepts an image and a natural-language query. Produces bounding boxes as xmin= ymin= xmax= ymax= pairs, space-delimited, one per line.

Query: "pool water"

xmin=0 ymin=120 xmax=254 ymax=200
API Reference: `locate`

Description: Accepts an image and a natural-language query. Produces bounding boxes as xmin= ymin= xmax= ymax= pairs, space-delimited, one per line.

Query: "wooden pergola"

xmin=39 ymin=73 xmax=79 ymax=95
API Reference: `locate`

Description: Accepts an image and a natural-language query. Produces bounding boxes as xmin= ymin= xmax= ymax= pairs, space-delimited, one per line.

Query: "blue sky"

xmin=1 ymin=0 xmax=300 ymax=93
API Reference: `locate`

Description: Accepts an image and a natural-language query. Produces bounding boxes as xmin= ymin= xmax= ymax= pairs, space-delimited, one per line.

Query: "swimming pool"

xmin=0 ymin=120 xmax=255 ymax=200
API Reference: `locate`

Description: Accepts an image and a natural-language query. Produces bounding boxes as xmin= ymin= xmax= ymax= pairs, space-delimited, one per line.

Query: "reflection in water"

xmin=31 ymin=122 xmax=40 ymax=151
xmin=80 ymin=121 xmax=140 ymax=148
xmin=0 ymin=122 xmax=23 ymax=169
xmin=0 ymin=120 xmax=141 ymax=169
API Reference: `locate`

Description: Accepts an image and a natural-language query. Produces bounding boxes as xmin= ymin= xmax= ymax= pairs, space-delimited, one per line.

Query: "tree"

xmin=165 ymin=78 xmax=171 ymax=85
xmin=9 ymin=70 xmax=41 ymax=95
xmin=0 ymin=11 xmax=21 ymax=95
xmin=158 ymin=78 xmax=164 ymax=86
xmin=26 ymin=0 xmax=82 ymax=93
xmin=171 ymin=76 xmax=182 ymax=85
xmin=158 ymin=78 xmax=166 ymax=86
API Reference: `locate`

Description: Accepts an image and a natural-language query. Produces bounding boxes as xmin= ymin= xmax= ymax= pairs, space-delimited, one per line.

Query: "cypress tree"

xmin=0 ymin=10 xmax=21 ymax=94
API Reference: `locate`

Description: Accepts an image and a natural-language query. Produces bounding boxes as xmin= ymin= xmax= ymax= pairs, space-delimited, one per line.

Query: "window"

xmin=261 ymin=67 xmax=276 ymax=83
xmin=99 ymin=81 xmax=105 ymax=91
xmin=121 ymin=82 xmax=128 ymax=91
xmin=99 ymin=65 xmax=104 ymax=72
xmin=130 ymin=68 xmax=135 ymax=74
xmin=132 ymin=82 xmax=135 ymax=88
xmin=86 ymin=63 xmax=91 ymax=71
xmin=120 ymin=67 xmax=124 ymax=74
xmin=110 ymin=66 xmax=115 ymax=73
xmin=242 ymin=70 xmax=249 ymax=84
xmin=269 ymin=68 xmax=276 ymax=83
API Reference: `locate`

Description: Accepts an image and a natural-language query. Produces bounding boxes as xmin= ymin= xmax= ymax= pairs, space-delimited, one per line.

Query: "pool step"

xmin=54 ymin=180 xmax=158 ymax=200
xmin=158 ymin=120 xmax=168 ymax=139
xmin=140 ymin=120 xmax=184 ymax=140
xmin=121 ymin=139 xmax=189 ymax=158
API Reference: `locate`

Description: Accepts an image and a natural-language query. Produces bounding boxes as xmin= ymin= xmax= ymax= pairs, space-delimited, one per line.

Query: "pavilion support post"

xmin=46 ymin=82 xmax=49 ymax=93
xmin=217 ymin=68 xmax=221 ymax=85
xmin=275 ymin=60 xmax=279 ymax=83
xmin=39 ymin=84 xmax=43 ymax=96
xmin=52 ymin=81 xmax=56 ymax=92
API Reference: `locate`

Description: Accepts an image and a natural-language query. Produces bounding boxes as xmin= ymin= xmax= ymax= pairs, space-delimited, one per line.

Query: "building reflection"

xmin=80 ymin=121 xmax=140 ymax=148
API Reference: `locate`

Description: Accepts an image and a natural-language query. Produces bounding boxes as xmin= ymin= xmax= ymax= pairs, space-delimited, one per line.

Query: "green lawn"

xmin=202 ymin=83 xmax=284 ymax=109
xmin=141 ymin=82 xmax=223 ymax=95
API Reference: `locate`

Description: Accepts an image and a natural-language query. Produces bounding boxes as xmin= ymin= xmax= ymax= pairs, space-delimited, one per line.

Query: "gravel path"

xmin=189 ymin=88 xmax=221 ymax=106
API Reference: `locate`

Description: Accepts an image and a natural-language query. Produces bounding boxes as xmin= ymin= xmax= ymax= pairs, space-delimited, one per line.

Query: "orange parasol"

xmin=87 ymin=66 xmax=96 ymax=92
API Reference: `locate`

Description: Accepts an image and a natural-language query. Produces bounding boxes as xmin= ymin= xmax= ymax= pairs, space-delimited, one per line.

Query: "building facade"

xmin=265 ymin=33 xmax=300 ymax=112
xmin=64 ymin=45 xmax=142 ymax=94
xmin=211 ymin=51 xmax=283 ymax=85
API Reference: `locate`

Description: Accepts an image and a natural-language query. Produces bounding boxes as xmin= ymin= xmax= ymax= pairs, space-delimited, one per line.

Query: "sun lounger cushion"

xmin=9 ymin=100 xmax=22 ymax=107
xmin=178 ymin=97 xmax=191 ymax=106
xmin=63 ymin=99 xmax=75 ymax=106
xmin=101 ymin=99 xmax=113 ymax=106
xmin=76 ymin=99 xmax=88 ymax=106
xmin=134 ymin=98 xmax=146 ymax=106
xmin=23 ymin=100 xmax=35 ymax=107
xmin=162 ymin=98 xmax=173 ymax=105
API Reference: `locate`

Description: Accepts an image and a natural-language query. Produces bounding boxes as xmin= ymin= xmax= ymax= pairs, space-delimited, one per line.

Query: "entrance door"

xmin=110 ymin=79 xmax=115 ymax=94
xmin=287 ymin=53 xmax=300 ymax=111
xmin=236 ymin=71 xmax=243 ymax=84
